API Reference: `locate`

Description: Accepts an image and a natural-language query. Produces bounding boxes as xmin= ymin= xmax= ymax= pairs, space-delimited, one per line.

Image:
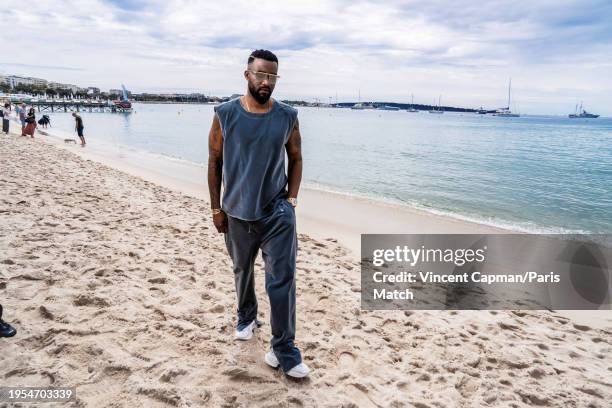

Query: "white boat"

xmin=429 ymin=95 xmax=443 ymax=114
xmin=377 ymin=105 xmax=400 ymax=111
xmin=406 ymin=94 xmax=418 ymax=112
xmin=351 ymin=89 xmax=365 ymax=110
xmin=493 ymin=108 xmax=519 ymax=117
xmin=492 ymin=79 xmax=520 ymax=117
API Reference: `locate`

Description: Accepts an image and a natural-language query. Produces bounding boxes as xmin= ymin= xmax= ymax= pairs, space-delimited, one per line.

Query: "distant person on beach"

xmin=0 ymin=304 xmax=16 ymax=338
xmin=1 ymin=103 xmax=10 ymax=134
xmin=17 ymin=103 xmax=26 ymax=135
xmin=23 ymin=108 xmax=36 ymax=138
xmin=207 ymin=49 xmax=308 ymax=378
xmin=72 ymin=112 xmax=85 ymax=146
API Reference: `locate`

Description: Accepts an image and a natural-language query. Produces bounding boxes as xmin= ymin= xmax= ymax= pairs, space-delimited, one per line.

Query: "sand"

xmin=1 ymin=131 xmax=611 ymax=407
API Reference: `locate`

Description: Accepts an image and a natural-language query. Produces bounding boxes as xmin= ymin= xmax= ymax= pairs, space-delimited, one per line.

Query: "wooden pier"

xmin=28 ymin=100 xmax=131 ymax=113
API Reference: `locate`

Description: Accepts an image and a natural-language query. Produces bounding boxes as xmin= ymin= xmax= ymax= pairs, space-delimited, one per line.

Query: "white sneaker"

xmin=287 ymin=363 xmax=310 ymax=378
xmin=234 ymin=320 xmax=255 ymax=341
xmin=264 ymin=350 xmax=280 ymax=368
xmin=264 ymin=350 xmax=310 ymax=378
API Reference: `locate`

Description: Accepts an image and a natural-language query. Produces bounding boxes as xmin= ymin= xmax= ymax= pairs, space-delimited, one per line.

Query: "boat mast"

xmin=507 ymin=78 xmax=512 ymax=110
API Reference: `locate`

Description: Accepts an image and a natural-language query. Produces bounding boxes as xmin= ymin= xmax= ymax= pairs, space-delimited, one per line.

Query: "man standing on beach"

xmin=207 ymin=49 xmax=309 ymax=378
xmin=72 ymin=112 xmax=86 ymax=146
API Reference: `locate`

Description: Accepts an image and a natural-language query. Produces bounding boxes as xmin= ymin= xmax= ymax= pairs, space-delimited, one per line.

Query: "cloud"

xmin=0 ymin=62 xmax=84 ymax=71
xmin=1 ymin=0 xmax=610 ymax=114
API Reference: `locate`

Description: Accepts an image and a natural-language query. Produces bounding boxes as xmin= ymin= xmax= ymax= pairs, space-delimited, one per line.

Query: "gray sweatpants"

xmin=224 ymin=195 xmax=302 ymax=371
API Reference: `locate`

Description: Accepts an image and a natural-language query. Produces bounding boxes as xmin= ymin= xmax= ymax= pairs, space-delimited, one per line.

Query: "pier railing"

xmin=26 ymin=100 xmax=131 ymax=113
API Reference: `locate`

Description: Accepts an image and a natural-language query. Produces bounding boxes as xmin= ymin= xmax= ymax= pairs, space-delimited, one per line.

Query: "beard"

xmin=248 ymin=82 xmax=272 ymax=104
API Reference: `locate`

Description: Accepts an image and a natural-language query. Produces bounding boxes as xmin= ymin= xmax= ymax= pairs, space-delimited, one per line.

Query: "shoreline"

xmin=32 ymin=121 xmax=506 ymax=257
xmin=23 ymin=110 xmax=608 ymax=239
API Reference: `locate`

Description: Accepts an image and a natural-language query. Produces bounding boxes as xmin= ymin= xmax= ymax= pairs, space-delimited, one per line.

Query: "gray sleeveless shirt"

xmin=214 ymin=98 xmax=298 ymax=221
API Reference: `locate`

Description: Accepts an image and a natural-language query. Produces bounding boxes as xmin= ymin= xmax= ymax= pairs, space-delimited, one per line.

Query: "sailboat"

xmin=492 ymin=79 xmax=519 ymax=117
xmin=429 ymin=95 xmax=443 ymax=114
xmin=351 ymin=89 xmax=365 ymax=110
xmin=569 ymin=102 xmax=599 ymax=118
xmin=406 ymin=94 xmax=418 ymax=112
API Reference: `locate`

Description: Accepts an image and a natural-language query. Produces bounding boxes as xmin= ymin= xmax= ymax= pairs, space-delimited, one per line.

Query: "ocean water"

xmin=45 ymin=102 xmax=612 ymax=234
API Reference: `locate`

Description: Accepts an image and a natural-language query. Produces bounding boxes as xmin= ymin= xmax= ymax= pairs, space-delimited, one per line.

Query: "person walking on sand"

xmin=207 ymin=49 xmax=309 ymax=378
xmin=23 ymin=108 xmax=37 ymax=138
xmin=1 ymin=103 xmax=10 ymax=135
xmin=72 ymin=112 xmax=85 ymax=146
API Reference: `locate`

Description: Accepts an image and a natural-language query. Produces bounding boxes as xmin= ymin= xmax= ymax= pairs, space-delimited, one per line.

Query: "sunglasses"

xmin=248 ymin=70 xmax=280 ymax=83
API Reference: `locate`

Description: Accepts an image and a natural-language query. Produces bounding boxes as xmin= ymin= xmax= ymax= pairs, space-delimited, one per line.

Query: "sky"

xmin=1 ymin=0 xmax=611 ymax=115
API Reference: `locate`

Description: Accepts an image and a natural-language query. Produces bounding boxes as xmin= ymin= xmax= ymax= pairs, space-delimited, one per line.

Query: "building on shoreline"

xmin=1 ymin=75 xmax=48 ymax=88
xmin=0 ymin=74 xmax=85 ymax=94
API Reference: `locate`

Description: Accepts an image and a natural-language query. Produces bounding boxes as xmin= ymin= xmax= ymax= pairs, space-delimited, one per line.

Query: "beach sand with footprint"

xmin=1 ymin=134 xmax=611 ymax=407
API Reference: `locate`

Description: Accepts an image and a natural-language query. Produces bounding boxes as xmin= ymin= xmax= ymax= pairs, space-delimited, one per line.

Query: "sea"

xmin=45 ymin=102 xmax=612 ymax=234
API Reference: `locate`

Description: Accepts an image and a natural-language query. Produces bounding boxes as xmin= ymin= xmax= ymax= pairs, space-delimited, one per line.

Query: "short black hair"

xmin=248 ymin=49 xmax=278 ymax=65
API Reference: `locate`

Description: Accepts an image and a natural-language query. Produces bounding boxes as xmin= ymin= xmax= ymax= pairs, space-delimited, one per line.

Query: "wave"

xmin=302 ymin=181 xmax=591 ymax=235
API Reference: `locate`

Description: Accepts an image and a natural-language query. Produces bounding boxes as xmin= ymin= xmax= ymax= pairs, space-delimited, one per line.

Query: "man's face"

xmin=245 ymin=58 xmax=278 ymax=104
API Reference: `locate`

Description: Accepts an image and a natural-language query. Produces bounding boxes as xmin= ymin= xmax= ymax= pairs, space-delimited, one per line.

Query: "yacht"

xmin=492 ymin=79 xmax=520 ymax=117
xmin=406 ymin=94 xmax=418 ymax=112
xmin=569 ymin=102 xmax=599 ymax=118
xmin=351 ymin=89 xmax=366 ymax=110
xmin=493 ymin=108 xmax=519 ymax=117
xmin=429 ymin=95 xmax=443 ymax=114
